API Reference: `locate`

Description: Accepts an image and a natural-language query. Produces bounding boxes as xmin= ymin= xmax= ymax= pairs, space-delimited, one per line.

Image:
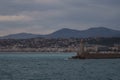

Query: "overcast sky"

xmin=0 ymin=0 xmax=120 ymax=36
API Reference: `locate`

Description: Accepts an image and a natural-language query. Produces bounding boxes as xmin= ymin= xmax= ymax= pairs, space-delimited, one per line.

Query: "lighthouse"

xmin=77 ymin=39 xmax=85 ymax=56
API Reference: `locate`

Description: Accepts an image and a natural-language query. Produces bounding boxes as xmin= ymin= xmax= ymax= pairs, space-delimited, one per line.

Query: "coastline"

xmin=0 ymin=48 xmax=77 ymax=52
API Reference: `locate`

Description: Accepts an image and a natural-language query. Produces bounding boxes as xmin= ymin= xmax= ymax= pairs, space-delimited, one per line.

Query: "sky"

xmin=0 ymin=0 xmax=120 ymax=36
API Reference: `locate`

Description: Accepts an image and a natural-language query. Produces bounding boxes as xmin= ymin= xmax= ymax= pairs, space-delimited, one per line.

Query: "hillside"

xmin=0 ymin=27 xmax=120 ymax=39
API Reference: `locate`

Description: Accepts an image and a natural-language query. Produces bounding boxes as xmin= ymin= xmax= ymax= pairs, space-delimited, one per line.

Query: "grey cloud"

xmin=0 ymin=0 xmax=63 ymax=15
xmin=92 ymin=0 xmax=120 ymax=7
xmin=64 ymin=0 xmax=120 ymax=7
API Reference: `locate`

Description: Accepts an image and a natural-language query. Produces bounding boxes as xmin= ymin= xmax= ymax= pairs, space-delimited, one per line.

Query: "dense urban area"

xmin=0 ymin=37 xmax=120 ymax=52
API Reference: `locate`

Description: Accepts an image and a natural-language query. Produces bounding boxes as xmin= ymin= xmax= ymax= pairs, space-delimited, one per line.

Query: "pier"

xmin=71 ymin=40 xmax=120 ymax=59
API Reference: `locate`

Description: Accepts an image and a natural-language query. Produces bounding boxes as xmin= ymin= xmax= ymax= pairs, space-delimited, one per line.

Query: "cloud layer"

xmin=0 ymin=0 xmax=120 ymax=36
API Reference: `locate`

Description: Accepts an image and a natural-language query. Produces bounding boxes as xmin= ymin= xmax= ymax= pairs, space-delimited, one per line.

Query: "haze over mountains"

xmin=0 ymin=27 xmax=120 ymax=39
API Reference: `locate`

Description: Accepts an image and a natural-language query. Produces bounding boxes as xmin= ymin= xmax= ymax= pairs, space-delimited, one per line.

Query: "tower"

xmin=77 ymin=39 xmax=84 ymax=56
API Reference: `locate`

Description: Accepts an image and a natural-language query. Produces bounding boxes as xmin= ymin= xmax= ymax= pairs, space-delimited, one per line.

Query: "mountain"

xmin=47 ymin=27 xmax=120 ymax=38
xmin=0 ymin=27 xmax=120 ymax=39
xmin=47 ymin=28 xmax=81 ymax=38
xmin=0 ymin=33 xmax=41 ymax=39
xmin=81 ymin=27 xmax=120 ymax=37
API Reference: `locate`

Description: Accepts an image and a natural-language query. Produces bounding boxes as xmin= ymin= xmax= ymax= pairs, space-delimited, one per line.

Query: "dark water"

xmin=0 ymin=52 xmax=120 ymax=80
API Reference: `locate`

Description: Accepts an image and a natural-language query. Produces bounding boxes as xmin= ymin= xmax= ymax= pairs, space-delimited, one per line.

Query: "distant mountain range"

xmin=0 ymin=27 xmax=120 ymax=39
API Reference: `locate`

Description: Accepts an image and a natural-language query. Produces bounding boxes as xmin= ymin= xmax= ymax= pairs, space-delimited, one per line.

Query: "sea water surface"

xmin=0 ymin=52 xmax=120 ymax=80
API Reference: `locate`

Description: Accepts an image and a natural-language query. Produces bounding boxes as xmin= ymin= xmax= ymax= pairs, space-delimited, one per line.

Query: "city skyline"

xmin=0 ymin=0 xmax=120 ymax=36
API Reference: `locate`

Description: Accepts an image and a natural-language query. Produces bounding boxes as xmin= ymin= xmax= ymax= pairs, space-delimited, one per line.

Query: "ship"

xmin=71 ymin=40 xmax=120 ymax=59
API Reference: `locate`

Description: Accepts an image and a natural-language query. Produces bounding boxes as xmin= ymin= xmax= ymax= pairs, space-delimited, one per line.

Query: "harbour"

xmin=71 ymin=40 xmax=120 ymax=59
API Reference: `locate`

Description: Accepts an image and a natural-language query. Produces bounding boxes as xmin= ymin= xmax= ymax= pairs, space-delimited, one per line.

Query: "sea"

xmin=0 ymin=52 xmax=120 ymax=80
